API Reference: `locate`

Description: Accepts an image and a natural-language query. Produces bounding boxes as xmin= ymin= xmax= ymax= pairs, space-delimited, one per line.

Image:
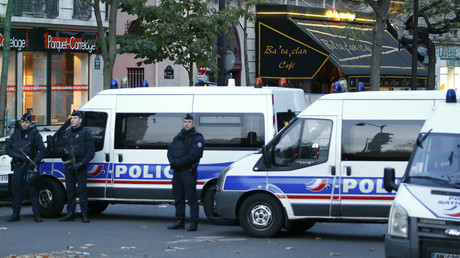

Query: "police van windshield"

xmin=407 ymin=133 xmax=460 ymax=188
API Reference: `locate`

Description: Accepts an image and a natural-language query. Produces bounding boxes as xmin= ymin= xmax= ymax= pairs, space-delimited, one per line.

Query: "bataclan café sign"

xmin=0 ymin=28 xmax=98 ymax=53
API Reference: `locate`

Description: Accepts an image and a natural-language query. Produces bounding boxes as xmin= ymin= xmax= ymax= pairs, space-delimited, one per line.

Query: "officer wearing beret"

xmin=6 ymin=112 xmax=45 ymax=222
xmin=167 ymin=114 xmax=204 ymax=231
xmin=58 ymin=110 xmax=95 ymax=223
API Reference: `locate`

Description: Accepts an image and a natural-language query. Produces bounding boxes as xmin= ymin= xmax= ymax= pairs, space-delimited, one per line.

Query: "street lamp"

xmin=355 ymin=122 xmax=387 ymax=132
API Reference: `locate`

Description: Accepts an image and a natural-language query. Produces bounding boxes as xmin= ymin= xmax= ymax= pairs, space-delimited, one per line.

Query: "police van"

xmin=37 ymin=86 xmax=307 ymax=218
xmin=214 ymin=90 xmax=457 ymax=238
xmin=383 ymin=89 xmax=460 ymax=258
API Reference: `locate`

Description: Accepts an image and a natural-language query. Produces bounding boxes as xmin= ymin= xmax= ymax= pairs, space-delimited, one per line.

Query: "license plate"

xmin=0 ymin=175 xmax=7 ymax=183
xmin=432 ymin=252 xmax=460 ymax=258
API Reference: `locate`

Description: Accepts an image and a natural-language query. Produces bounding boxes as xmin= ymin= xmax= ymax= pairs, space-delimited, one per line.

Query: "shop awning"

xmin=291 ymin=19 xmax=427 ymax=76
xmin=257 ymin=17 xmax=428 ymax=79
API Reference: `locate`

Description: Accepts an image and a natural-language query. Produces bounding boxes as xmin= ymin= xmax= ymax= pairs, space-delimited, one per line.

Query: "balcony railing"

xmin=73 ymin=0 xmax=92 ymax=20
xmin=13 ymin=0 xmax=59 ymax=18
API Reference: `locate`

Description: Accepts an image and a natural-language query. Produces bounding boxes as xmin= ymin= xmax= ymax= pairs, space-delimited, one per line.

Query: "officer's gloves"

xmin=15 ymin=155 xmax=25 ymax=163
xmin=70 ymin=162 xmax=82 ymax=171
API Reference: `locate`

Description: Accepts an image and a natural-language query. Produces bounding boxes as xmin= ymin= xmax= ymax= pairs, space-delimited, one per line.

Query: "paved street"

xmin=0 ymin=203 xmax=387 ymax=258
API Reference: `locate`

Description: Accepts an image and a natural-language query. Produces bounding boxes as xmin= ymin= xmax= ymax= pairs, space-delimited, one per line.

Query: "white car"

xmin=0 ymin=127 xmax=56 ymax=198
xmin=0 ymin=136 xmax=12 ymax=197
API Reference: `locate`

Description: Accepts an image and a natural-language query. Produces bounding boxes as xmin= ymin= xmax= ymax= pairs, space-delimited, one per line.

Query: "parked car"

xmin=0 ymin=126 xmax=56 ymax=200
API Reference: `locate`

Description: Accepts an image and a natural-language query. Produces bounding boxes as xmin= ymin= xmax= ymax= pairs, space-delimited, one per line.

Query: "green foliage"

xmin=118 ymin=0 xmax=253 ymax=79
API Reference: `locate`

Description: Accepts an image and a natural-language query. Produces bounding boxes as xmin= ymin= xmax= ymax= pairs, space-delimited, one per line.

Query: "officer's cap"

xmin=21 ymin=112 xmax=32 ymax=122
xmin=184 ymin=113 xmax=194 ymax=121
xmin=71 ymin=110 xmax=83 ymax=118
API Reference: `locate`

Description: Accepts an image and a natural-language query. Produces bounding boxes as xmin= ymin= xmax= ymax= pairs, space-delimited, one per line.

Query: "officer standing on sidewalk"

xmin=58 ymin=110 xmax=95 ymax=223
xmin=167 ymin=114 xmax=204 ymax=231
xmin=6 ymin=112 xmax=45 ymax=222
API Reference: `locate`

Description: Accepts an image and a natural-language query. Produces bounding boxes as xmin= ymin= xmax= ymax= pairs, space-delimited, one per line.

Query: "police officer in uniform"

xmin=6 ymin=112 xmax=45 ymax=222
xmin=167 ymin=114 xmax=204 ymax=231
xmin=58 ymin=110 xmax=95 ymax=223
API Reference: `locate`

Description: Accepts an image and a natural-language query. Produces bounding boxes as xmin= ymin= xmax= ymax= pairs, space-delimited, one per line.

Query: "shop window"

xmin=0 ymin=51 xmax=17 ymax=132
xmin=50 ymin=53 xmax=89 ymax=125
xmin=127 ymin=68 xmax=145 ymax=87
xmin=23 ymin=52 xmax=47 ymax=125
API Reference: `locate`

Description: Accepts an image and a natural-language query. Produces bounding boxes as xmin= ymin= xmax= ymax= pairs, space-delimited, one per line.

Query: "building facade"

xmin=0 ymin=0 xmax=106 ymax=128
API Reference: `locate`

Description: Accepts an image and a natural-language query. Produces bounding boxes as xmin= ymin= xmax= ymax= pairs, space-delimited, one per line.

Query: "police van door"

xmin=266 ymin=116 xmax=338 ymax=218
xmin=82 ymin=110 xmax=114 ymax=200
xmin=339 ymin=118 xmax=425 ymax=219
xmin=111 ymin=94 xmax=194 ymax=201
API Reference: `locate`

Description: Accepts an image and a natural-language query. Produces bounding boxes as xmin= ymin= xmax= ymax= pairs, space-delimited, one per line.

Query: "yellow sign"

xmin=325 ymin=9 xmax=356 ymax=22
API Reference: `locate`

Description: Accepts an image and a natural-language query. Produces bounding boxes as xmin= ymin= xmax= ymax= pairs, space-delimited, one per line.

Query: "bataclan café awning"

xmin=256 ymin=5 xmax=428 ymax=89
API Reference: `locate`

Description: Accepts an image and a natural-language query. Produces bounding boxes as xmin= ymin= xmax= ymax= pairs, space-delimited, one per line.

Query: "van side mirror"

xmin=384 ymin=168 xmax=399 ymax=192
xmin=262 ymin=145 xmax=270 ymax=166
xmin=46 ymin=135 xmax=55 ymax=155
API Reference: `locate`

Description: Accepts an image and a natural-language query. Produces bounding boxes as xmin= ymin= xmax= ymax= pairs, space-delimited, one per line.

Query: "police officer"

xmin=167 ymin=114 xmax=204 ymax=231
xmin=58 ymin=110 xmax=95 ymax=223
xmin=6 ymin=112 xmax=45 ymax=222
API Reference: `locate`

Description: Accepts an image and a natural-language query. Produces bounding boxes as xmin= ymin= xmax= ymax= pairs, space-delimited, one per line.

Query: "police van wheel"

xmin=38 ymin=178 xmax=65 ymax=218
xmin=239 ymin=193 xmax=284 ymax=238
xmin=88 ymin=201 xmax=109 ymax=215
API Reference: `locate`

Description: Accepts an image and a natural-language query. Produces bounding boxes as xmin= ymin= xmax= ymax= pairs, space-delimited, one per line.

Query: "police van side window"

xmin=271 ymin=118 xmax=332 ymax=168
xmin=82 ymin=112 xmax=108 ymax=152
xmin=115 ymin=113 xmax=182 ymax=149
xmin=341 ymin=120 xmax=425 ymax=161
xmin=115 ymin=113 xmax=265 ymax=150
xmin=195 ymin=113 xmax=264 ymax=149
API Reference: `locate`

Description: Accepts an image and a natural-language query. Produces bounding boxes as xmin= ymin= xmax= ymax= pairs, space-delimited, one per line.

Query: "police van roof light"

xmin=446 ymin=89 xmax=457 ymax=103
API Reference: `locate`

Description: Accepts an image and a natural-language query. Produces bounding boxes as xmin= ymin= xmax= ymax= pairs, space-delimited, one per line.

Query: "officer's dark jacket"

xmin=6 ymin=123 xmax=45 ymax=164
xmin=61 ymin=125 xmax=95 ymax=166
xmin=167 ymin=127 xmax=204 ymax=170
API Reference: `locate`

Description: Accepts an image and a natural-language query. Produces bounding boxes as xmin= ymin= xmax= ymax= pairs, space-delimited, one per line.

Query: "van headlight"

xmin=388 ymin=202 xmax=408 ymax=238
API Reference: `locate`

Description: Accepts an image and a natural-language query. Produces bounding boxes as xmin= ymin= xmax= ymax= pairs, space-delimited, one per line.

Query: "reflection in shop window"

xmin=0 ymin=51 xmax=17 ymax=132
xmin=23 ymin=52 xmax=47 ymax=125
xmin=51 ymin=53 xmax=89 ymax=125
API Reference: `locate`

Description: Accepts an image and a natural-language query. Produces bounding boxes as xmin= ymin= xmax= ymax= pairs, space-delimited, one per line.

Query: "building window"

xmin=13 ymin=0 xmax=59 ymax=18
xmin=73 ymin=0 xmax=91 ymax=20
xmin=23 ymin=52 xmax=48 ymax=125
xmin=127 ymin=68 xmax=144 ymax=88
xmin=0 ymin=51 xmax=17 ymax=131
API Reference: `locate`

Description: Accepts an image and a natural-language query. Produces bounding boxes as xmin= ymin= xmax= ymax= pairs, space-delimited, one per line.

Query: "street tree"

xmin=394 ymin=0 xmax=460 ymax=90
xmin=118 ymin=0 xmax=254 ymax=86
xmin=0 ymin=0 xmax=14 ymax=136
xmin=363 ymin=0 xmax=391 ymax=91
xmin=87 ymin=0 xmax=120 ymax=90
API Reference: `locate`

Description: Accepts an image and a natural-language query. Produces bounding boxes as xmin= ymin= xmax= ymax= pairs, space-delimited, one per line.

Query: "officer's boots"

xmin=82 ymin=211 xmax=89 ymax=223
xmin=187 ymin=222 xmax=198 ymax=232
xmin=59 ymin=212 xmax=75 ymax=221
xmin=34 ymin=213 xmax=43 ymax=222
xmin=7 ymin=212 xmax=20 ymax=222
xmin=167 ymin=220 xmax=185 ymax=230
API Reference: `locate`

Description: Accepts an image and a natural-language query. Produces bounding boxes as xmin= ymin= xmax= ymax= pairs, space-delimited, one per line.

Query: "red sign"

xmin=198 ymin=66 xmax=207 ymax=75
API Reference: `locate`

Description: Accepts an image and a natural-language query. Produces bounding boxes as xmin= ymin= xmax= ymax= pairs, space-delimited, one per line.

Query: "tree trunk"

xmin=243 ymin=5 xmax=250 ymax=86
xmin=426 ymin=38 xmax=436 ymax=90
xmin=0 ymin=0 xmax=14 ymax=136
xmin=188 ymin=61 xmax=194 ymax=86
xmin=92 ymin=0 xmax=119 ymax=90
xmin=370 ymin=18 xmax=384 ymax=91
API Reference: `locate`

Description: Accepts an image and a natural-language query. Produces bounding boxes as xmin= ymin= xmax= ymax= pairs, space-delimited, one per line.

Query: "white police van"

xmin=37 ymin=86 xmax=307 ymax=218
xmin=383 ymin=89 xmax=460 ymax=258
xmin=215 ymin=90 xmax=458 ymax=238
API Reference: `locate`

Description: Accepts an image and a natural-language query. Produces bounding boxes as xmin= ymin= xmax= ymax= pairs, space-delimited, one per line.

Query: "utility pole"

xmin=410 ymin=0 xmax=419 ymax=90
xmin=217 ymin=0 xmax=226 ymax=86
